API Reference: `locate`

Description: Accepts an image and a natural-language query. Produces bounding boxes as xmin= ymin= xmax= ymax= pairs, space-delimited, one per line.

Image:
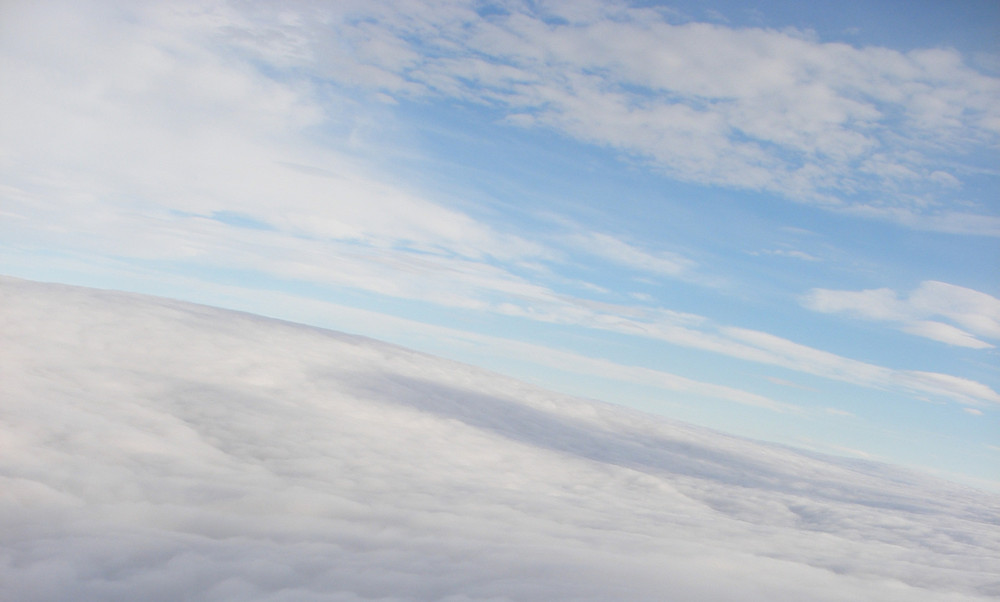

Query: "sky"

xmin=0 ymin=0 xmax=998 ymax=487
xmin=3 ymin=275 xmax=998 ymax=601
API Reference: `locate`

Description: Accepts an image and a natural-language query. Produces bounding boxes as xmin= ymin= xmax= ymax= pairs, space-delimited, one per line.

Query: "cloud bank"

xmin=2 ymin=277 xmax=998 ymax=601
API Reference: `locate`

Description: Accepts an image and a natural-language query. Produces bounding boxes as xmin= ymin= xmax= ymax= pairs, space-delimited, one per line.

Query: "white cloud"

xmin=721 ymin=326 xmax=1000 ymax=407
xmin=0 ymin=0 xmax=578 ymax=315
xmin=803 ymin=281 xmax=1000 ymax=348
xmin=751 ymin=249 xmax=822 ymax=261
xmin=2 ymin=277 xmax=998 ymax=601
xmin=901 ymin=371 xmax=1000 ymax=407
xmin=909 ymin=281 xmax=1000 ymax=340
xmin=568 ymin=232 xmax=694 ymax=277
xmin=901 ymin=320 xmax=993 ymax=349
xmin=490 ymin=336 xmax=797 ymax=413
xmin=803 ymin=287 xmax=907 ymax=320
xmin=1 ymin=1 xmax=995 ymax=418
xmin=237 ymin=0 xmax=1000 ymax=234
xmin=843 ymin=205 xmax=1000 ymax=237
xmin=0 ymin=0 xmax=711 ymax=317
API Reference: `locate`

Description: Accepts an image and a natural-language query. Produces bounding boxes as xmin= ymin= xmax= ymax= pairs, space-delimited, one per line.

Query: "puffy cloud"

xmin=2 ymin=277 xmax=999 ymax=601
xmin=803 ymin=281 xmax=1000 ymax=349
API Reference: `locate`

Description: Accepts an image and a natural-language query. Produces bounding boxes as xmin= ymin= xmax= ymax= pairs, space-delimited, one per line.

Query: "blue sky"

xmin=1 ymin=0 xmax=998 ymax=487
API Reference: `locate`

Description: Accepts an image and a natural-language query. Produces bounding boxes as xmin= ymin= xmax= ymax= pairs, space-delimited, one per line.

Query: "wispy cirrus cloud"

xmin=722 ymin=326 xmax=1000 ymax=407
xmin=802 ymin=281 xmax=1000 ymax=349
xmin=228 ymin=0 xmax=1000 ymax=234
xmin=492 ymin=293 xmax=1000 ymax=408
xmin=567 ymin=231 xmax=695 ymax=277
xmin=750 ymin=248 xmax=822 ymax=262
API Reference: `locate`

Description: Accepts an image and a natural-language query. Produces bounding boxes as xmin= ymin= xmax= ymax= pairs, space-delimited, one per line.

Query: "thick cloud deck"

xmin=1 ymin=277 xmax=998 ymax=601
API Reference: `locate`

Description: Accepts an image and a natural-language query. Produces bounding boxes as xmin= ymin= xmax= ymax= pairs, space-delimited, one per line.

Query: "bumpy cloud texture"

xmin=2 ymin=277 xmax=998 ymax=601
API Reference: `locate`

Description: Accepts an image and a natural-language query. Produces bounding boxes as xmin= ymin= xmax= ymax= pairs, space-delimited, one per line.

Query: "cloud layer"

xmin=2 ymin=277 xmax=998 ymax=601
xmin=255 ymin=0 xmax=1000 ymax=232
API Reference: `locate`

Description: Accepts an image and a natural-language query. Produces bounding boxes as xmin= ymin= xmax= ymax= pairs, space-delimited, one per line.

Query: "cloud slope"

xmin=1 ymin=277 xmax=998 ymax=601
xmin=803 ymin=281 xmax=1000 ymax=349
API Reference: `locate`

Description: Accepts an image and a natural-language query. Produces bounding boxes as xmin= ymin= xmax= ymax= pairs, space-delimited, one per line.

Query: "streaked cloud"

xmin=568 ymin=231 xmax=694 ymax=277
xmin=233 ymin=0 xmax=1000 ymax=234
xmin=722 ymin=326 xmax=1000 ymax=406
xmin=751 ymin=248 xmax=822 ymax=262
xmin=803 ymin=281 xmax=1000 ymax=349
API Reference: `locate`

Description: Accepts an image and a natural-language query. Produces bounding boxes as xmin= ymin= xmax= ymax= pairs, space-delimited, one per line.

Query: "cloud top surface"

xmin=1 ymin=276 xmax=998 ymax=601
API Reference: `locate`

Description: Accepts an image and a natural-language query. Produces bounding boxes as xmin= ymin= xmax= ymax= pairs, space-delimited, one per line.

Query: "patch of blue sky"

xmin=383 ymin=102 xmax=716 ymax=252
xmin=356 ymin=92 xmax=997 ymax=374
xmin=389 ymin=104 xmax=937 ymax=311
xmin=658 ymin=0 xmax=1000 ymax=54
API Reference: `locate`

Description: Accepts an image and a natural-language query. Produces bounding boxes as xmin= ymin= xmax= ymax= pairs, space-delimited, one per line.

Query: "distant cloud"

xmin=491 ymin=292 xmax=1000 ymax=408
xmin=766 ymin=376 xmax=818 ymax=392
xmin=751 ymin=248 xmax=822 ymax=261
xmin=237 ymin=0 xmax=1000 ymax=234
xmin=568 ymin=231 xmax=695 ymax=277
xmin=802 ymin=281 xmax=1000 ymax=349
xmin=722 ymin=326 xmax=1000 ymax=407
xmin=902 ymin=320 xmax=992 ymax=349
